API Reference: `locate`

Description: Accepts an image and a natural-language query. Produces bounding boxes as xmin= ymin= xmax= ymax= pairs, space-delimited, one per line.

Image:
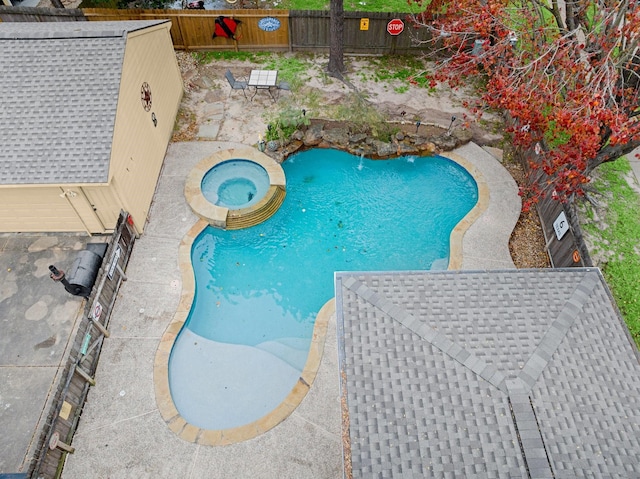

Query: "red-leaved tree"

xmin=408 ymin=0 xmax=640 ymax=209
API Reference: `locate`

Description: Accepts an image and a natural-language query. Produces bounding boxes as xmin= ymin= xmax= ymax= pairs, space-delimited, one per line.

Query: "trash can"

xmin=64 ymin=249 xmax=104 ymax=297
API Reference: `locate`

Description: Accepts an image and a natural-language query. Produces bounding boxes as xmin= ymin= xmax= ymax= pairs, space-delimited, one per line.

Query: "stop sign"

xmin=387 ymin=19 xmax=404 ymax=36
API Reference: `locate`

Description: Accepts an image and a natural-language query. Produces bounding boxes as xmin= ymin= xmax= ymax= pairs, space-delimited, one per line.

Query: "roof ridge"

xmin=336 ymin=270 xmax=640 ymax=477
xmin=342 ymin=271 xmax=599 ymax=478
xmin=0 ymin=20 xmax=168 ymax=41
xmin=516 ymin=270 xmax=600 ymax=394
xmin=341 ymin=270 xmax=600 ymax=396
xmin=0 ymin=30 xmax=127 ymax=40
xmin=506 ymin=380 xmax=555 ymax=479
xmin=340 ymin=275 xmax=509 ymax=390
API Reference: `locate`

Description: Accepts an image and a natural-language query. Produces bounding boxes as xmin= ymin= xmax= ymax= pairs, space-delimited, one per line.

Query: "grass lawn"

xmin=581 ymin=158 xmax=640 ymax=347
xmin=280 ymin=0 xmax=424 ymax=13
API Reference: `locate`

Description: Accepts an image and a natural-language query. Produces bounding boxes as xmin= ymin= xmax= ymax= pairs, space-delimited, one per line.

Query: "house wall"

xmin=108 ymin=21 xmax=184 ymax=235
xmin=0 ymin=187 xmax=90 ymax=233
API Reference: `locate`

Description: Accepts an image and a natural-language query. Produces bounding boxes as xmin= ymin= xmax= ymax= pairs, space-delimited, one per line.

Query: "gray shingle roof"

xmin=0 ymin=20 xmax=168 ymax=185
xmin=336 ymin=269 xmax=640 ymax=478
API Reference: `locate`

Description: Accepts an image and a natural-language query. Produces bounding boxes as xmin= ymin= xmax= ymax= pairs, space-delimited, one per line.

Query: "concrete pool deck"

xmin=61 ymin=140 xmax=520 ymax=478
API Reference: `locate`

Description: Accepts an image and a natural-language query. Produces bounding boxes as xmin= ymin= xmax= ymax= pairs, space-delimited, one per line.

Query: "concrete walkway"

xmin=0 ymin=234 xmax=90 ymax=473
xmin=61 ymin=140 xmax=520 ymax=478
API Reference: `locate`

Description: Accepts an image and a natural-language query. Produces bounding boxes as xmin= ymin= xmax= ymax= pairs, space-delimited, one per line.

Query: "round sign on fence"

xmin=535 ymin=142 xmax=542 ymax=155
xmin=93 ymin=302 xmax=103 ymax=321
xmin=387 ymin=19 xmax=404 ymax=36
xmin=258 ymin=17 xmax=281 ymax=32
xmin=49 ymin=432 xmax=60 ymax=450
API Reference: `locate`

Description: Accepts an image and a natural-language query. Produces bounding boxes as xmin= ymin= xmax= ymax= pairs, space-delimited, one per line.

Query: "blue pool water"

xmin=169 ymin=149 xmax=478 ymax=430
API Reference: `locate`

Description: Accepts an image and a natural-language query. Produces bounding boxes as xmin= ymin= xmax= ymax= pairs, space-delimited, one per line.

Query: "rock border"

xmin=263 ymin=120 xmax=474 ymax=163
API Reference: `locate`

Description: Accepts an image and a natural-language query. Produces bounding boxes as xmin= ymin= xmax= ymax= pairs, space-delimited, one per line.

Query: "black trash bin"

xmin=64 ymin=249 xmax=104 ymax=297
xmin=50 ymin=242 xmax=108 ymax=297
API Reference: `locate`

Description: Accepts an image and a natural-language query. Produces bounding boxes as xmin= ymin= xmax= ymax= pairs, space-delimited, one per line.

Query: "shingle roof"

xmin=335 ymin=269 xmax=640 ymax=478
xmin=0 ymin=20 xmax=168 ymax=185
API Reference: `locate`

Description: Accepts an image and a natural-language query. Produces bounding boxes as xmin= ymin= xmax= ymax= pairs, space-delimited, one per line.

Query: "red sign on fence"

xmin=387 ymin=19 xmax=404 ymax=36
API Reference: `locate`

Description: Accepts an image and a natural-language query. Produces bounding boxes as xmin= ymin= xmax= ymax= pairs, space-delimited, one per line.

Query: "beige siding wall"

xmin=82 ymin=185 xmax=122 ymax=232
xmin=109 ymin=21 xmax=183 ymax=234
xmin=0 ymin=187 xmax=87 ymax=233
xmin=66 ymin=187 xmax=106 ymax=233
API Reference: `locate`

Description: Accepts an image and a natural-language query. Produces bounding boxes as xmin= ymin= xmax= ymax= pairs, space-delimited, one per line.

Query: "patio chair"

xmin=273 ymin=81 xmax=290 ymax=100
xmin=225 ymin=69 xmax=247 ymax=99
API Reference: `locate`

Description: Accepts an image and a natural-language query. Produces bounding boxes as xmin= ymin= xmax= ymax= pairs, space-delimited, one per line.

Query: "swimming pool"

xmin=168 ymin=148 xmax=478 ymax=433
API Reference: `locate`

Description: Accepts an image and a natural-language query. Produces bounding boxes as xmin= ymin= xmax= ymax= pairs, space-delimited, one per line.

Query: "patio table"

xmin=248 ymin=69 xmax=278 ymax=101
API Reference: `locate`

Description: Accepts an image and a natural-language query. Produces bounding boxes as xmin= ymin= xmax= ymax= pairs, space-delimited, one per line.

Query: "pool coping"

xmin=442 ymin=150 xmax=489 ymax=270
xmin=154 ymin=149 xmax=489 ymax=445
xmin=184 ymin=146 xmax=285 ymax=229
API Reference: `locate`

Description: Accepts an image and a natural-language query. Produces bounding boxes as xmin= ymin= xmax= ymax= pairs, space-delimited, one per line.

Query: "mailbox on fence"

xmin=49 ymin=243 xmax=108 ymax=298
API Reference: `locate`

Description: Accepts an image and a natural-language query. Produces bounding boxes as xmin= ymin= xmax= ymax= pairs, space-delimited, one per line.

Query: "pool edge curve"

xmin=441 ymin=151 xmax=489 ymax=270
xmin=155 ymin=149 xmax=487 ymax=445
xmin=153 ymin=217 xmax=334 ymax=445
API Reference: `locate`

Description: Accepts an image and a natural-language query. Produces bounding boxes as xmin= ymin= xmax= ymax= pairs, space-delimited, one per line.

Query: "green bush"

xmin=264 ymin=105 xmax=310 ymax=142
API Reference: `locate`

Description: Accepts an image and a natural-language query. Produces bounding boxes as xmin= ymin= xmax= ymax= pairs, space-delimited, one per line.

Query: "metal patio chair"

xmin=225 ymin=69 xmax=248 ymax=99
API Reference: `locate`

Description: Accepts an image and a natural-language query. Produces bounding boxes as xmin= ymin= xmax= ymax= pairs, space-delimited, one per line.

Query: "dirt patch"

xmin=504 ymin=157 xmax=551 ymax=268
xmin=172 ymin=52 xmax=504 ymax=145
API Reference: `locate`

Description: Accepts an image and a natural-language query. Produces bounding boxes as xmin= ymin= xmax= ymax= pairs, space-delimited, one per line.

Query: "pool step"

xmin=226 ymin=185 xmax=286 ymax=230
xmin=255 ymin=337 xmax=309 ymax=371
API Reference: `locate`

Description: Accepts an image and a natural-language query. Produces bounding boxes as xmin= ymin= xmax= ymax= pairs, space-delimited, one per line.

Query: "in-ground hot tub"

xmin=185 ymin=147 xmax=286 ymax=230
xmin=201 ymin=160 xmax=270 ymax=210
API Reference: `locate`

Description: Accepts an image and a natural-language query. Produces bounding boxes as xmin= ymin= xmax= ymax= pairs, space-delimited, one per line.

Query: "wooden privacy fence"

xmin=30 ymin=211 xmax=136 ymax=479
xmin=290 ymin=10 xmax=432 ymax=55
xmin=83 ymin=8 xmax=290 ymax=51
xmin=81 ymin=8 xmax=432 ymax=54
xmin=4 ymin=7 xmax=433 ymax=54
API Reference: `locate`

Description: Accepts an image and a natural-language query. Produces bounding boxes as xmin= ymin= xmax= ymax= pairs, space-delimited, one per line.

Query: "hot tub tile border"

xmin=184 ymin=146 xmax=285 ymax=229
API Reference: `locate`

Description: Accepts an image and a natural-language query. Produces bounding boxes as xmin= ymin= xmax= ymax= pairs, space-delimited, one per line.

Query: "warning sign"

xmin=108 ymin=246 xmax=122 ymax=280
xmin=387 ymin=19 xmax=404 ymax=36
xmin=572 ymin=250 xmax=581 ymax=263
xmin=92 ymin=302 xmax=103 ymax=321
